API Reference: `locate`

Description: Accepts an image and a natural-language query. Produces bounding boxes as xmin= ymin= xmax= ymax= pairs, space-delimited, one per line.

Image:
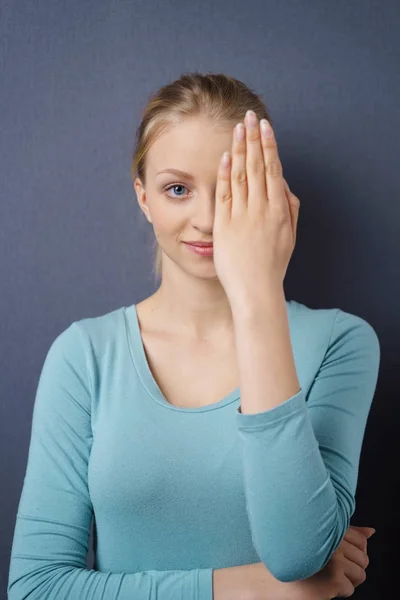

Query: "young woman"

xmin=8 ymin=72 xmax=379 ymax=600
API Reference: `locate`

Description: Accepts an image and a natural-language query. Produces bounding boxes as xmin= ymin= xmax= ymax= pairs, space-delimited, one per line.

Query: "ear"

xmin=134 ymin=178 xmax=153 ymax=224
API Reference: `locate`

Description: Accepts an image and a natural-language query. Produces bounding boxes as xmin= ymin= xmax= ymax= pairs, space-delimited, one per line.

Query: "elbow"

xmin=257 ymin=513 xmax=350 ymax=583
xmin=8 ymin=569 xmax=55 ymax=600
xmin=267 ymin=561 xmax=323 ymax=584
xmin=8 ymin=578 xmax=37 ymax=600
xmin=262 ymin=551 xmax=331 ymax=584
xmin=7 ymin=582 xmax=25 ymax=600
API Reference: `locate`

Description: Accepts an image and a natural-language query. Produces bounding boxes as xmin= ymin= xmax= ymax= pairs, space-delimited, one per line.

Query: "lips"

xmin=185 ymin=242 xmax=213 ymax=247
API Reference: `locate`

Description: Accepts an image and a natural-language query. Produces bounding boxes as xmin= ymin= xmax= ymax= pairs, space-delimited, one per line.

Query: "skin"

xmin=134 ymin=116 xmax=243 ymax=342
xmin=133 ymin=114 xmax=375 ymax=598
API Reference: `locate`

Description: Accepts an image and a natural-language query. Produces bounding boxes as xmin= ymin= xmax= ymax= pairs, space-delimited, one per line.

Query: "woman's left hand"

xmin=213 ymin=111 xmax=300 ymax=308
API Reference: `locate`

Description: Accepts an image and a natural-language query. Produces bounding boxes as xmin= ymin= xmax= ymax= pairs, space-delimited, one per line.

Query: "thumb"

xmin=366 ymin=528 xmax=377 ymax=538
xmin=352 ymin=525 xmax=376 ymax=538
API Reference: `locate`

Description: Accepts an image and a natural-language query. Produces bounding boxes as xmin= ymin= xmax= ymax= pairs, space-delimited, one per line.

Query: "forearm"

xmin=231 ymin=286 xmax=301 ymax=415
xmin=213 ymin=563 xmax=304 ymax=600
xmin=213 ymin=565 xmax=253 ymax=600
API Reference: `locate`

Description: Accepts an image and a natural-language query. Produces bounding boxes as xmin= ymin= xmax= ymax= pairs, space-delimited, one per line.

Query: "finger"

xmin=351 ymin=525 xmax=376 ymax=539
xmin=337 ymin=574 xmax=356 ymax=598
xmin=344 ymin=527 xmax=368 ymax=552
xmin=288 ymin=194 xmax=300 ymax=248
xmin=230 ymin=122 xmax=248 ymax=219
xmin=244 ymin=111 xmax=268 ymax=216
xmin=214 ymin=151 xmax=232 ymax=224
xmin=283 ymin=179 xmax=300 ymax=247
xmin=283 ymin=178 xmax=296 ymax=199
xmin=260 ymin=119 xmax=288 ymax=216
xmin=342 ymin=555 xmax=367 ymax=590
xmin=340 ymin=538 xmax=370 ymax=570
xmin=346 ymin=525 xmax=375 ymax=546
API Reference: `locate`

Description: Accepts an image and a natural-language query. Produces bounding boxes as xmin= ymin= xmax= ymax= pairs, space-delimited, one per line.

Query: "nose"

xmin=190 ymin=194 xmax=216 ymax=232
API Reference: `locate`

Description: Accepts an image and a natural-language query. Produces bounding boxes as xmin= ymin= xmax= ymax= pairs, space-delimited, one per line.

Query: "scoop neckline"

xmin=122 ymin=304 xmax=242 ymax=413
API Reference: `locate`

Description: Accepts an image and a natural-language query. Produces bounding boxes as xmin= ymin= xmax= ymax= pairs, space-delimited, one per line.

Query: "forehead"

xmin=147 ymin=117 xmax=235 ymax=179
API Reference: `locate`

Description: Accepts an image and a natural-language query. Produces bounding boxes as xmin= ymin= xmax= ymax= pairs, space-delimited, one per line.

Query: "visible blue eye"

xmin=164 ymin=183 xmax=189 ymax=199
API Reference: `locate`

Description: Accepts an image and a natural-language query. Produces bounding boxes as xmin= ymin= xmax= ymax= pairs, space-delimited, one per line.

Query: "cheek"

xmin=150 ymin=204 xmax=187 ymax=238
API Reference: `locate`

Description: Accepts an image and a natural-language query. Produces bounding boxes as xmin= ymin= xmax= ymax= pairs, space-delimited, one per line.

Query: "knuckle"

xmin=231 ymin=169 xmax=247 ymax=186
xmin=333 ymin=576 xmax=346 ymax=595
xmin=234 ymin=144 xmax=246 ymax=156
xmin=359 ymin=569 xmax=367 ymax=583
xmin=248 ymin=158 xmax=265 ymax=174
xmin=341 ymin=579 xmax=355 ymax=598
xmin=248 ymin=128 xmax=260 ymax=142
xmin=273 ymin=208 xmax=288 ymax=225
xmin=220 ymin=192 xmax=231 ymax=203
xmin=363 ymin=554 xmax=370 ymax=568
xmin=357 ymin=533 xmax=367 ymax=547
xmin=267 ymin=160 xmax=283 ymax=178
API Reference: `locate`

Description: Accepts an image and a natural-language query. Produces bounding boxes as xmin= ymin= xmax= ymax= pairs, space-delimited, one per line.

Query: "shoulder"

xmin=45 ymin=305 xmax=128 ymax=377
xmin=286 ymin=298 xmax=380 ymax=369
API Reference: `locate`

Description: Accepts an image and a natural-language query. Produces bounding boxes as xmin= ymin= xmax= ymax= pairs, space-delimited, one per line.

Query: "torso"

xmin=135 ymin=298 xmax=240 ymax=408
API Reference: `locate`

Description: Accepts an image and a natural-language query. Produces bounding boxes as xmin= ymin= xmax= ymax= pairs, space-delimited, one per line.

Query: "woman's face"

xmin=134 ymin=116 xmax=235 ymax=277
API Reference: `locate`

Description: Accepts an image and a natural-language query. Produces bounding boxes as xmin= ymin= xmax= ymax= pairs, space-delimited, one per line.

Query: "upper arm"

xmin=307 ymin=309 xmax=381 ymax=521
xmin=8 ymin=322 xmax=94 ymax=592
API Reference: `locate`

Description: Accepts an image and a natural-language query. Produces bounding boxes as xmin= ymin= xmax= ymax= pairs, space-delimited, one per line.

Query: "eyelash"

xmin=163 ymin=182 xmax=190 ymax=200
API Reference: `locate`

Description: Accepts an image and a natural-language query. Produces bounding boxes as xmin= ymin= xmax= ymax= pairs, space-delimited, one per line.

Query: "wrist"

xmin=241 ymin=563 xmax=303 ymax=600
xmin=277 ymin=579 xmax=316 ymax=600
xmin=229 ymin=285 xmax=286 ymax=321
xmin=260 ymin=581 xmax=307 ymax=600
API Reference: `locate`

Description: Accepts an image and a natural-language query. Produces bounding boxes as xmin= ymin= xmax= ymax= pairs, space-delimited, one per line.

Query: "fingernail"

xmin=222 ymin=151 xmax=230 ymax=167
xmin=260 ymin=119 xmax=272 ymax=138
xmin=235 ymin=123 xmax=245 ymax=141
xmin=246 ymin=110 xmax=257 ymax=127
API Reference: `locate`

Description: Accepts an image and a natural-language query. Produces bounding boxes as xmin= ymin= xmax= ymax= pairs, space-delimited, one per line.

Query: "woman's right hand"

xmin=285 ymin=525 xmax=376 ymax=600
xmin=246 ymin=525 xmax=375 ymax=600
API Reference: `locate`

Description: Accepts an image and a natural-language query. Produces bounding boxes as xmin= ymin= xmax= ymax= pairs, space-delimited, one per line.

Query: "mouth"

xmin=183 ymin=242 xmax=214 ymax=256
xmin=183 ymin=242 xmax=213 ymax=247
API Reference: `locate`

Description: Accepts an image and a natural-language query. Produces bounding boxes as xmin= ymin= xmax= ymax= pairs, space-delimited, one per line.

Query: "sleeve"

xmin=7 ymin=322 xmax=214 ymax=600
xmin=235 ymin=309 xmax=381 ymax=583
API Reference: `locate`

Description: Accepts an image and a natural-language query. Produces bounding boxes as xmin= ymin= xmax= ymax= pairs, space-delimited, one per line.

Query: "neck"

xmin=147 ymin=280 xmax=234 ymax=342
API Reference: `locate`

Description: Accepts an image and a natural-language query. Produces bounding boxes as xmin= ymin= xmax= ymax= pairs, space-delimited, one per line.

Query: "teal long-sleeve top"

xmin=8 ymin=300 xmax=380 ymax=599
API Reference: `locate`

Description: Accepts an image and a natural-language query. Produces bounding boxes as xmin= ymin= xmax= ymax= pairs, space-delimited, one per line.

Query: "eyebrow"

xmin=156 ymin=169 xmax=195 ymax=180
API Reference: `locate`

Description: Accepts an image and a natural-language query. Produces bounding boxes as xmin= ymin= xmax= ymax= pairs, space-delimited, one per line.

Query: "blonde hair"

xmin=131 ymin=71 xmax=273 ymax=282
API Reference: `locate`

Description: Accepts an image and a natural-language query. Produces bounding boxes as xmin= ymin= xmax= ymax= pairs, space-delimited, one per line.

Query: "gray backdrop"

xmin=1 ymin=1 xmax=399 ymax=598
